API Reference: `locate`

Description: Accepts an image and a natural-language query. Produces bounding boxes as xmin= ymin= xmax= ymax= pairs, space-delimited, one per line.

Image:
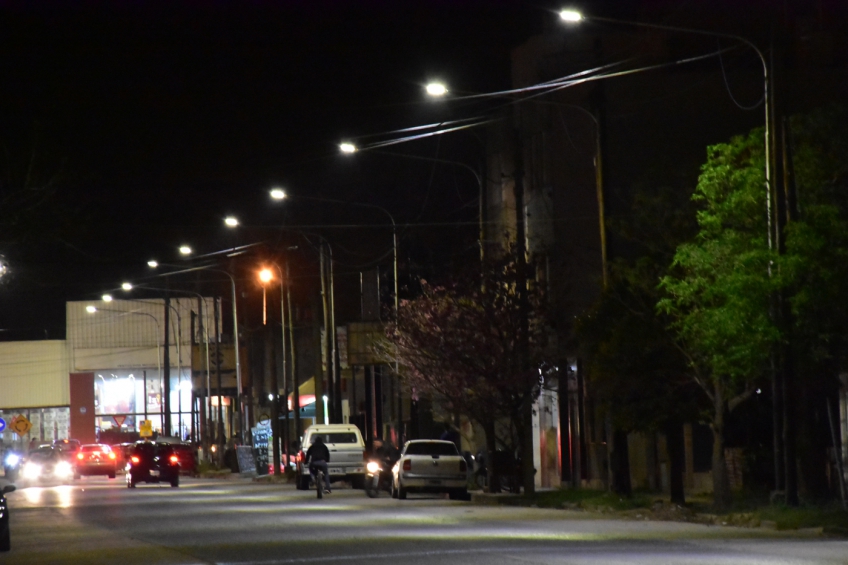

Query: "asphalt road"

xmin=4 ymin=476 xmax=848 ymax=565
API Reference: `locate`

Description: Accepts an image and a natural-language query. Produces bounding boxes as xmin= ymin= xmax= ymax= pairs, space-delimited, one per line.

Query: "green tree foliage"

xmin=781 ymin=107 xmax=848 ymax=366
xmin=380 ymin=252 xmax=550 ymax=492
xmin=659 ymin=129 xmax=779 ymax=509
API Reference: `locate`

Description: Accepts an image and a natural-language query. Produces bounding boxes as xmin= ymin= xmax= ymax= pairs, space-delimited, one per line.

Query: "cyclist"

xmin=305 ymin=435 xmax=331 ymax=493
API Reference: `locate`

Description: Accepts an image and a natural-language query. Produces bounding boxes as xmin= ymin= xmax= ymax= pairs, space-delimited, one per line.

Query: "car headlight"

xmin=4 ymin=453 xmax=20 ymax=467
xmin=55 ymin=461 xmax=73 ymax=477
xmin=366 ymin=461 xmax=381 ymax=473
xmin=23 ymin=462 xmax=42 ymax=479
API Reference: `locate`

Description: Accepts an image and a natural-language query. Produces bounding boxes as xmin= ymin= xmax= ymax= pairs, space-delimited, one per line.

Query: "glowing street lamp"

xmin=179 ymin=245 xmax=192 ymax=256
xmin=224 ymin=216 xmax=239 ymax=227
xmin=425 ymin=82 xmax=448 ymax=97
xmin=258 ymin=267 xmax=273 ymax=325
xmin=558 ymin=9 xmax=582 ymax=22
xmin=121 ymin=282 xmax=133 ymax=291
xmin=102 ymin=294 xmax=113 ymax=302
xmin=339 ymin=142 xmax=357 ymax=154
xmin=147 ymin=260 xmax=158 ymax=268
xmin=270 ymin=187 xmax=287 ymax=200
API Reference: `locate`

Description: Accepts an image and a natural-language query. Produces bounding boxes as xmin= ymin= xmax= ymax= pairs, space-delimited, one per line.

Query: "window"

xmin=404 ymin=442 xmax=459 ymax=456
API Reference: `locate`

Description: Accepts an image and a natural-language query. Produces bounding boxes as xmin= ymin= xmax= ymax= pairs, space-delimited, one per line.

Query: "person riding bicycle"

xmin=305 ymin=435 xmax=332 ymax=493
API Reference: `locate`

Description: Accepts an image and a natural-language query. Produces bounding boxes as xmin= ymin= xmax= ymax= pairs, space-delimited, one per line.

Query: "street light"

xmin=559 ymin=9 xmax=773 ymax=252
xmin=273 ymin=190 xmax=403 ymax=440
xmin=150 ymin=260 xmax=245 ymax=443
xmin=121 ymin=284 xmax=214 ymax=455
xmin=339 ymin=142 xmax=357 ymax=154
xmin=224 ymin=216 xmax=239 ymax=227
xmin=425 ymin=82 xmax=448 ymax=97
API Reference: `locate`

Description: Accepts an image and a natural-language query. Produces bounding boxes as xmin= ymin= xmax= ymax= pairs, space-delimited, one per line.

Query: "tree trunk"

xmin=711 ymin=384 xmax=732 ymax=510
xmin=483 ymin=419 xmax=501 ymax=493
xmin=519 ymin=398 xmax=535 ymax=496
xmin=665 ymin=420 xmax=686 ymax=505
xmin=607 ymin=417 xmax=632 ymax=497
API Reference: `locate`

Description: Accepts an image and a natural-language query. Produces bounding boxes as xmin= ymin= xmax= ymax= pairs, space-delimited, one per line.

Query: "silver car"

xmin=391 ymin=440 xmax=468 ymax=500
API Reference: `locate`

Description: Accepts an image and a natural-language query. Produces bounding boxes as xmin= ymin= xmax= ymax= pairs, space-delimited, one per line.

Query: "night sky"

xmin=0 ymin=0 xmax=545 ymax=336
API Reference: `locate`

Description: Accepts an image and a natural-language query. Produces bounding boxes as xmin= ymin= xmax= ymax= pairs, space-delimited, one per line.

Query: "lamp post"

xmin=151 ymin=261 xmax=245 ymax=444
xmin=85 ymin=305 xmax=162 ymax=433
xmin=122 ymin=286 xmax=213 ymax=453
xmin=271 ymin=189 xmax=402 ymax=440
xmin=559 ymin=9 xmax=773 ymax=253
xmin=339 ymin=144 xmax=485 ymax=264
xmin=560 ymin=9 xmax=786 ymax=502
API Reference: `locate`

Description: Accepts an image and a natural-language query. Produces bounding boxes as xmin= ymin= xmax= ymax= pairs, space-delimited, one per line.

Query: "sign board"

xmin=346 ymin=322 xmax=386 ymax=366
xmin=251 ymin=424 xmax=270 ymax=476
xmin=139 ymin=419 xmax=153 ymax=437
xmin=113 ymin=415 xmax=127 ymax=427
xmin=10 ymin=414 xmax=32 ymax=436
xmin=236 ymin=445 xmax=257 ymax=475
xmin=0 ymin=417 xmax=5 ymax=433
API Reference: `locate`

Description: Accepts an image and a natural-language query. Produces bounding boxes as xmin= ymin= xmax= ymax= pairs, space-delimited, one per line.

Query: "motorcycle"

xmin=364 ymin=457 xmax=394 ymax=498
xmin=3 ymin=451 xmax=22 ymax=481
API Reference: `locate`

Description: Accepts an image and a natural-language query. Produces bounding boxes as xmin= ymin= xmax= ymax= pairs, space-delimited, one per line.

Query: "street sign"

xmin=139 ymin=419 xmax=153 ymax=437
xmin=10 ymin=414 xmax=32 ymax=436
xmin=0 ymin=417 xmax=5 ymax=433
xmin=113 ymin=415 xmax=127 ymax=427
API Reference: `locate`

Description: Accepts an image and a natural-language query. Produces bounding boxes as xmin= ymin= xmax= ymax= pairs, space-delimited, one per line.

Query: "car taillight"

xmin=296 ymin=451 xmax=304 ymax=463
xmin=131 ymin=456 xmax=140 ymax=464
xmin=460 ymin=460 xmax=467 ymax=473
xmin=108 ymin=452 xmax=116 ymax=460
xmin=77 ymin=453 xmax=84 ymax=460
xmin=169 ymin=455 xmax=179 ymax=464
xmin=402 ymin=460 xmax=411 ymax=471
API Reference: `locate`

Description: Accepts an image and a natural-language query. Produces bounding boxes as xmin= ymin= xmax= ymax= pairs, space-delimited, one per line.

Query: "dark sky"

xmin=0 ymin=0 xmax=548 ymax=336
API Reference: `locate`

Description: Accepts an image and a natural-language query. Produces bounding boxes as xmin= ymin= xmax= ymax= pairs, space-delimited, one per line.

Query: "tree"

xmin=659 ymin=129 xmax=779 ymax=510
xmin=576 ymin=183 xmax=701 ymax=503
xmin=380 ymin=251 xmax=550 ymax=494
xmin=779 ymin=106 xmax=848 ymax=499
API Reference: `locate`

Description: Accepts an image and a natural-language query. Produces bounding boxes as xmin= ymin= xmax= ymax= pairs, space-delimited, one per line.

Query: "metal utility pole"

xmin=163 ymin=296 xmax=172 ymax=436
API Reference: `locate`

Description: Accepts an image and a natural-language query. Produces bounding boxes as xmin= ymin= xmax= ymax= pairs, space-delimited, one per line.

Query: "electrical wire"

xmin=716 ymin=38 xmax=764 ymax=110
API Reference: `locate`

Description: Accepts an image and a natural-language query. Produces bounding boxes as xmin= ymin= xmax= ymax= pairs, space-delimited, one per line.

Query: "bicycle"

xmin=308 ymin=460 xmax=329 ymax=499
xmin=314 ymin=467 xmax=323 ymax=498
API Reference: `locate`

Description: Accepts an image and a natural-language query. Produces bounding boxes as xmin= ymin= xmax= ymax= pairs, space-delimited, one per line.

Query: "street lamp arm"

xmin=577 ymin=13 xmax=772 ymax=251
xmin=587 ymin=15 xmax=767 ymax=70
xmin=370 ymin=149 xmax=483 ymax=194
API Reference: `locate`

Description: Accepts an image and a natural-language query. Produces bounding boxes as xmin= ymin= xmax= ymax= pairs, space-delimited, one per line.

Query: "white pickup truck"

xmin=296 ymin=424 xmax=366 ymax=490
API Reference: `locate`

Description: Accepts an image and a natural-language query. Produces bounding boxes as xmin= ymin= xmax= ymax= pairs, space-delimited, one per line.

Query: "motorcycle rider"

xmin=372 ymin=437 xmax=399 ymax=466
xmin=305 ymin=435 xmax=331 ymax=493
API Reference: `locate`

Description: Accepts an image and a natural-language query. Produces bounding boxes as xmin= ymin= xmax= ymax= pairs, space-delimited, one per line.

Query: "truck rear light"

xmin=169 ymin=455 xmax=179 ymax=464
xmin=403 ymin=460 xmax=411 ymax=471
xmin=77 ymin=453 xmax=84 ymax=460
xmin=130 ymin=456 xmax=140 ymax=464
xmin=108 ymin=452 xmax=116 ymax=460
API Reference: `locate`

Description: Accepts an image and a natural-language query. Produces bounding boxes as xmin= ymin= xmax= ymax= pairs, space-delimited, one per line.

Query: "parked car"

xmin=1 ymin=483 xmax=14 ymax=552
xmin=126 ymin=441 xmax=180 ymax=488
xmin=295 ymin=424 xmax=366 ymax=490
xmin=391 ymin=439 xmax=468 ymax=500
xmin=169 ymin=443 xmax=199 ymax=477
xmin=20 ymin=446 xmax=74 ymax=485
xmin=74 ymin=444 xmax=118 ymax=479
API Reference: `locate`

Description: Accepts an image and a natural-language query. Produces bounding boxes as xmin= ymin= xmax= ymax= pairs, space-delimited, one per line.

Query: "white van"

xmin=296 ymin=424 xmax=366 ymax=489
